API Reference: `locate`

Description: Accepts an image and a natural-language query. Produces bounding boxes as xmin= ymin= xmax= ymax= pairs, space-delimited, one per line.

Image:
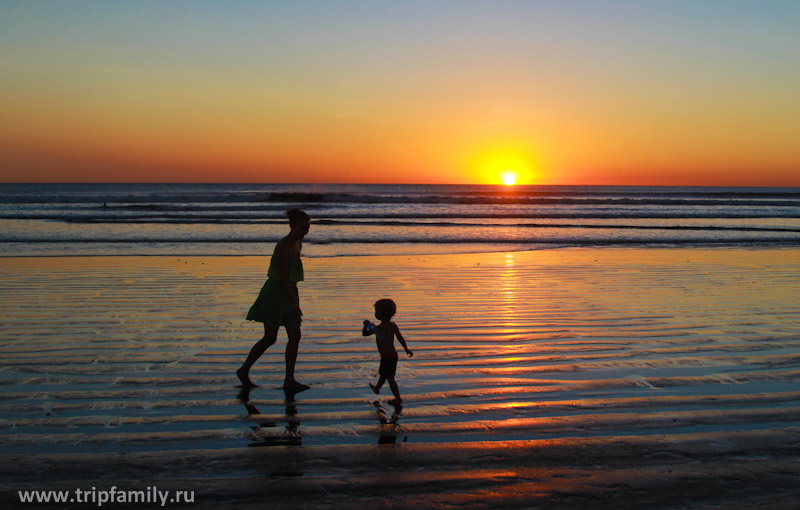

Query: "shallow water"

xmin=1 ymin=248 xmax=799 ymax=451
xmin=1 ymin=248 xmax=800 ymax=507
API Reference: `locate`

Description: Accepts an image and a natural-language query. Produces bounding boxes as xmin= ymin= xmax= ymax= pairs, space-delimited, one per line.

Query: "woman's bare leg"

xmin=237 ymin=325 xmax=278 ymax=387
xmin=283 ymin=325 xmax=308 ymax=390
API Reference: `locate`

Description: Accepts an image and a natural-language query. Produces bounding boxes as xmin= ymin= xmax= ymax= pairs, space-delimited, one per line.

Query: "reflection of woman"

xmin=237 ymin=209 xmax=310 ymax=391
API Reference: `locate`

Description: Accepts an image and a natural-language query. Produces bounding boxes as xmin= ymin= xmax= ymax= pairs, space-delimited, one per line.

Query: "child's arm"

xmin=394 ymin=324 xmax=413 ymax=357
xmin=362 ymin=320 xmax=373 ymax=337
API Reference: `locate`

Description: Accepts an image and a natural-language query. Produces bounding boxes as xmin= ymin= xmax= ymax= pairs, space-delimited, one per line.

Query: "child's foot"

xmin=237 ymin=387 xmax=253 ymax=402
xmin=388 ymin=398 xmax=402 ymax=405
xmin=369 ymin=383 xmax=380 ymax=395
xmin=236 ymin=368 xmax=258 ymax=388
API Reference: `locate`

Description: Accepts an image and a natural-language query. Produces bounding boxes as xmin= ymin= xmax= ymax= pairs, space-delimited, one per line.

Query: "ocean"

xmin=1 ymin=183 xmax=799 ymax=257
xmin=3 ymin=185 xmax=800 ymax=506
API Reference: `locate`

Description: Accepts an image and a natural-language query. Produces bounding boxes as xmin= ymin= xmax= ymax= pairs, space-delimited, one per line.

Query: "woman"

xmin=237 ymin=208 xmax=310 ymax=391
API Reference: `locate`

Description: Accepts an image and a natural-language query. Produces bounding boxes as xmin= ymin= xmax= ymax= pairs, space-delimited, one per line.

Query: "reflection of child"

xmin=362 ymin=299 xmax=413 ymax=405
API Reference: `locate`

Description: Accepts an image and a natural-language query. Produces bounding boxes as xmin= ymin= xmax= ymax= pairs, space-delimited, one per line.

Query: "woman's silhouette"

xmin=237 ymin=209 xmax=310 ymax=391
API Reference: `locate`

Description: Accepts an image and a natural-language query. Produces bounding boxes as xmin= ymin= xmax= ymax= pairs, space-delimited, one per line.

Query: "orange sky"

xmin=1 ymin=2 xmax=799 ymax=186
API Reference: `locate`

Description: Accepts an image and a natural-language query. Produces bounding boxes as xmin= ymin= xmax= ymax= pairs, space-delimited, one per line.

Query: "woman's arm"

xmin=275 ymin=242 xmax=297 ymax=308
xmin=276 ymin=241 xmax=302 ymax=321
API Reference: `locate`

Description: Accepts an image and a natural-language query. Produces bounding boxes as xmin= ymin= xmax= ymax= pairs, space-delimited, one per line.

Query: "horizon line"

xmin=2 ymin=182 xmax=800 ymax=189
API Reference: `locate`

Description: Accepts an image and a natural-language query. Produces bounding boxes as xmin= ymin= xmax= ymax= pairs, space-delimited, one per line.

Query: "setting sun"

xmin=467 ymin=145 xmax=539 ymax=185
xmin=501 ymin=171 xmax=518 ymax=186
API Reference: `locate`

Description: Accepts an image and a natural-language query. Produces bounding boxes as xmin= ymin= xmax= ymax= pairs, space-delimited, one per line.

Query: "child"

xmin=362 ymin=299 xmax=413 ymax=405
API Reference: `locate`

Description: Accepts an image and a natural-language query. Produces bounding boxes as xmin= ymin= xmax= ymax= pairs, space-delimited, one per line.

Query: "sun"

xmin=501 ymin=171 xmax=518 ymax=186
xmin=467 ymin=144 xmax=538 ymax=185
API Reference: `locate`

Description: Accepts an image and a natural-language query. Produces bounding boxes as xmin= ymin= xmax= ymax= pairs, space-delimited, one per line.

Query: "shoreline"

xmin=1 ymin=242 xmax=799 ymax=259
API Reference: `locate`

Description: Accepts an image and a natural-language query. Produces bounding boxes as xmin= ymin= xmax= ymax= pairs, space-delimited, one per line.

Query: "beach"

xmin=4 ymin=0 xmax=800 ymax=505
xmin=2 ymin=247 xmax=800 ymax=508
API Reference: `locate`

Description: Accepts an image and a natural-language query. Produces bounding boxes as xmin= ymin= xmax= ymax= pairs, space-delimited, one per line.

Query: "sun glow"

xmin=467 ymin=144 xmax=539 ymax=185
xmin=501 ymin=171 xmax=518 ymax=186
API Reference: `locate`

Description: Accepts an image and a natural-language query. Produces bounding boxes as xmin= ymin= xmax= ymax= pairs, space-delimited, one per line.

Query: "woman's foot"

xmin=283 ymin=380 xmax=310 ymax=392
xmin=388 ymin=398 xmax=402 ymax=405
xmin=236 ymin=367 xmax=258 ymax=388
xmin=369 ymin=383 xmax=380 ymax=394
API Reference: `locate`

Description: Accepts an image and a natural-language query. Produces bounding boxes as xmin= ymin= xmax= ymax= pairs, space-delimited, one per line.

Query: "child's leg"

xmin=387 ymin=376 xmax=402 ymax=403
xmin=371 ymin=375 xmax=386 ymax=394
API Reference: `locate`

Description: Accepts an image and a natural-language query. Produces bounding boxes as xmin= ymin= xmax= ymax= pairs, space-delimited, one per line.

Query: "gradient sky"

xmin=1 ymin=0 xmax=799 ymax=185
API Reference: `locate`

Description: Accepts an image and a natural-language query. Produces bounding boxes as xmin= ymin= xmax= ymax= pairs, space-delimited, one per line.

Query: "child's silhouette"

xmin=362 ymin=299 xmax=412 ymax=405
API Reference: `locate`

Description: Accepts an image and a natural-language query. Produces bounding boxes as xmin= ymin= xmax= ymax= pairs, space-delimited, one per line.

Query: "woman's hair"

xmin=286 ymin=208 xmax=310 ymax=226
xmin=374 ymin=298 xmax=397 ymax=320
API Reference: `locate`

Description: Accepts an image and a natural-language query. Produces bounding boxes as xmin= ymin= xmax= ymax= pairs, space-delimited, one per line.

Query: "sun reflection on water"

xmin=500 ymin=253 xmax=518 ymax=331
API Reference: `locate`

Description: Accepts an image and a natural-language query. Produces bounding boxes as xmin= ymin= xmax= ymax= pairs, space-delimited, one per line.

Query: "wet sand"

xmin=1 ymin=248 xmax=800 ymax=508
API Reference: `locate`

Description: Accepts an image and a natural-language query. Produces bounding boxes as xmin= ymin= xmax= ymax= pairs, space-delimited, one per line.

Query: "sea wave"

xmin=2 ymin=184 xmax=799 ymax=255
xmin=3 ymin=211 xmax=800 ymax=222
xmin=2 ymin=185 xmax=800 ymax=205
xmin=4 ymin=236 xmax=799 ymax=246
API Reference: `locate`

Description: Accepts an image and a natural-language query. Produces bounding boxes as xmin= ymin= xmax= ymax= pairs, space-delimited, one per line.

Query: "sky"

xmin=1 ymin=0 xmax=799 ymax=186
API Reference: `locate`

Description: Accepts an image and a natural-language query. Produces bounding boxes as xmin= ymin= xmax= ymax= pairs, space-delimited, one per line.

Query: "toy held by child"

xmin=363 ymin=320 xmax=385 ymax=340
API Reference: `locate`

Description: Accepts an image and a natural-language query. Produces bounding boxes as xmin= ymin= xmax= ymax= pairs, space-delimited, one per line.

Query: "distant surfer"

xmin=237 ymin=209 xmax=311 ymax=392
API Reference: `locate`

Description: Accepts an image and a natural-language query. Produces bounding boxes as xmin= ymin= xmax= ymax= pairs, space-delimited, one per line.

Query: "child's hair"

xmin=286 ymin=208 xmax=310 ymax=226
xmin=374 ymin=299 xmax=397 ymax=321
